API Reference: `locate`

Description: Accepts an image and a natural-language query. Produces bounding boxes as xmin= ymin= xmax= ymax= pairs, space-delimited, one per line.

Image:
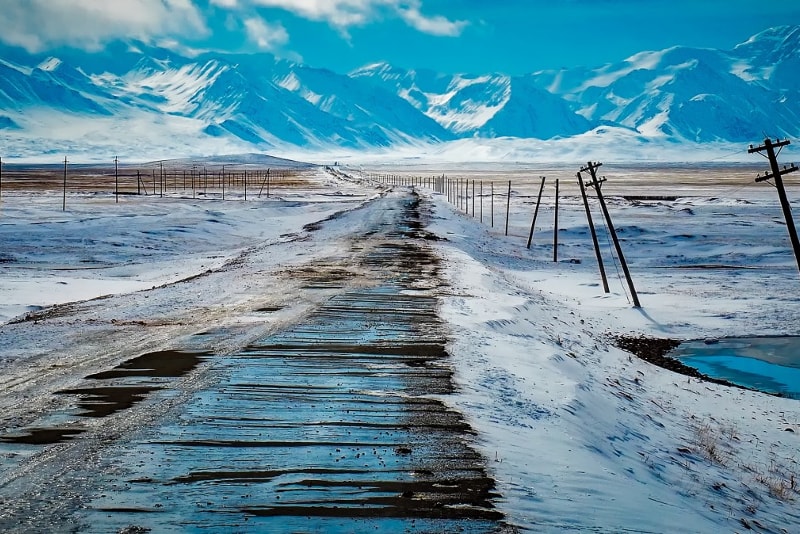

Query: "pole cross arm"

xmin=749 ymin=138 xmax=791 ymax=153
xmin=755 ymin=164 xmax=798 ymax=183
xmin=584 ymin=177 xmax=607 ymax=189
xmin=579 ymin=162 xmax=602 ymax=173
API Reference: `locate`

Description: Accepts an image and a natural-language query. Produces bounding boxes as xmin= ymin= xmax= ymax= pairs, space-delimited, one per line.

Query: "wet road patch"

xmin=77 ymin=193 xmax=505 ymax=532
xmin=0 ymin=350 xmax=210 ymax=445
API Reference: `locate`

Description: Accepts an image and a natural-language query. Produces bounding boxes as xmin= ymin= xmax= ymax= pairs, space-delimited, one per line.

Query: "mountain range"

xmin=0 ymin=25 xmax=798 ymax=160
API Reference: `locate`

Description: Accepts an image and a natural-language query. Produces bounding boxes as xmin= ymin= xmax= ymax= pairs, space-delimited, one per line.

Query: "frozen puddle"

xmin=671 ymin=336 xmax=800 ymax=399
xmin=23 ymin=192 xmax=505 ymax=532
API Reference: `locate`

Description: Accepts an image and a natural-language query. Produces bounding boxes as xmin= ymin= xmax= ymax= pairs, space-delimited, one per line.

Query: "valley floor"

xmin=0 ymin=166 xmax=799 ymax=532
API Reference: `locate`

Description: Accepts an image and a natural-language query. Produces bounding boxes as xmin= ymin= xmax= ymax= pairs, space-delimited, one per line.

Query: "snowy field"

xmin=1 ymin=164 xmax=799 ymax=531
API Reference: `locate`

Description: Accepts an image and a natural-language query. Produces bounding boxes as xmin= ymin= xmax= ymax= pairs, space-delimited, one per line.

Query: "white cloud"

xmin=243 ymin=17 xmax=289 ymax=50
xmin=0 ymin=0 xmax=467 ymax=56
xmin=250 ymin=0 xmax=375 ymax=27
xmin=0 ymin=0 xmax=208 ymax=52
xmin=246 ymin=0 xmax=467 ymax=36
xmin=399 ymin=4 xmax=468 ymax=37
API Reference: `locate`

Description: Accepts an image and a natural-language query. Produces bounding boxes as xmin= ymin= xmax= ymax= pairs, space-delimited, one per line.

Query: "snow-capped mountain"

xmin=354 ymin=26 xmax=800 ymax=144
xmin=0 ymin=26 xmax=798 ymax=160
xmin=530 ymin=26 xmax=800 ymax=142
xmin=349 ymin=64 xmax=593 ymax=138
xmin=0 ymin=41 xmax=453 ymax=158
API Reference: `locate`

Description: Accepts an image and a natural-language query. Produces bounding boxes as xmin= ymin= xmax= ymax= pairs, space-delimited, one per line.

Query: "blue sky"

xmin=1 ymin=1 xmax=799 ymax=74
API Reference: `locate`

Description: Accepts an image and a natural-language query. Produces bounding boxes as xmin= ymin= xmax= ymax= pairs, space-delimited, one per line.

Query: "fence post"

xmin=471 ymin=180 xmax=475 ymax=217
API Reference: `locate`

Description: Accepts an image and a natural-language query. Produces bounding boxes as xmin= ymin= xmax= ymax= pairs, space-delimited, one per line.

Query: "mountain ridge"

xmin=0 ymin=26 xmax=797 ymax=159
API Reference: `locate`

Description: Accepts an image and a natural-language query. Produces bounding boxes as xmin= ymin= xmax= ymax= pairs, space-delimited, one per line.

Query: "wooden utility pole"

xmin=581 ymin=161 xmax=641 ymax=307
xmin=553 ymin=178 xmax=559 ymax=262
xmin=505 ymin=180 xmax=511 ymax=236
xmin=577 ymin=172 xmax=610 ymax=293
xmin=62 ymin=157 xmax=67 ymax=211
xmin=0 ymin=156 xmax=3 ymax=202
xmin=526 ymin=177 xmax=546 ymax=249
xmin=114 ymin=156 xmax=119 ymax=203
xmin=490 ymin=182 xmax=494 ymax=227
xmin=749 ymin=138 xmax=800 ymax=278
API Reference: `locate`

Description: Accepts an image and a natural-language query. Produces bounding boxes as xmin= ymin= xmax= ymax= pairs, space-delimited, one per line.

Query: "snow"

xmin=1 ymin=163 xmax=800 ymax=531
xmin=2 ymin=27 xmax=800 ymax=157
xmin=421 ymin=178 xmax=800 ymax=529
xmin=37 ymin=57 xmax=62 ymax=72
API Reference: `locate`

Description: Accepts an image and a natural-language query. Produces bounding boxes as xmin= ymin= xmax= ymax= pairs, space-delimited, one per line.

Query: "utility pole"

xmin=505 ymin=180 xmax=511 ymax=236
xmin=749 ymin=138 xmax=800 ymax=278
xmin=577 ymin=172 xmax=610 ymax=293
xmin=0 ymin=156 xmax=3 ymax=202
xmin=63 ymin=157 xmax=68 ymax=211
xmin=526 ymin=177 xmax=546 ymax=249
xmin=553 ymin=178 xmax=559 ymax=262
xmin=114 ymin=156 xmax=119 ymax=203
xmin=581 ymin=161 xmax=641 ymax=308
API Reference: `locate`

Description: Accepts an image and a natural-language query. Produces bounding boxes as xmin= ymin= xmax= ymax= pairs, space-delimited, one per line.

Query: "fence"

xmin=0 ymin=161 xmax=304 ymax=209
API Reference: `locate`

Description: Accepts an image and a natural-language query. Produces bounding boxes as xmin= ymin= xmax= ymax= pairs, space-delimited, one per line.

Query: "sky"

xmin=0 ymin=0 xmax=798 ymax=75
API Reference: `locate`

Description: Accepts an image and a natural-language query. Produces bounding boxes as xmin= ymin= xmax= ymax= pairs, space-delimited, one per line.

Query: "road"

xmin=0 ymin=189 xmax=511 ymax=533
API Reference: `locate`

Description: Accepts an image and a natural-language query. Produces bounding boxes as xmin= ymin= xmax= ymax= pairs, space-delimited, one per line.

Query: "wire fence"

xmin=0 ymin=160 xmax=307 ymax=207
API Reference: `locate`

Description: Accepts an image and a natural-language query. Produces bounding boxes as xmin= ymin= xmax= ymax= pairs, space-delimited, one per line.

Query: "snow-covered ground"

xmin=424 ymin=179 xmax=800 ymax=531
xmin=1 ymin=164 xmax=799 ymax=531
